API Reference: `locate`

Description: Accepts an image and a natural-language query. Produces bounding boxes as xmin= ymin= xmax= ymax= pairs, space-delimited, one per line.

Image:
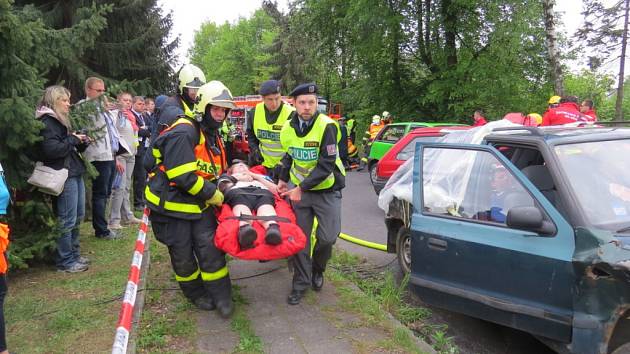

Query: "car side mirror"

xmin=506 ymin=206 xmax=556 ymax=235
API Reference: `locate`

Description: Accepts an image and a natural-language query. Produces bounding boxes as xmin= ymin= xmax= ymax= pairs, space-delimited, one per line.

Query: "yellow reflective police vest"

xmin=253 ymin=102 xmax=295 ymax=168
xmin=280 ymin=114 xmax=346 ymax=190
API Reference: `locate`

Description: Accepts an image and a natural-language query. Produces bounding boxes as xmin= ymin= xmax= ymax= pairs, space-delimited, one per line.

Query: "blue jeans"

xmin=91 ymin=160 xmax=115 ymax=237
xmin=55 ymin=176 xmax=85 ymax=269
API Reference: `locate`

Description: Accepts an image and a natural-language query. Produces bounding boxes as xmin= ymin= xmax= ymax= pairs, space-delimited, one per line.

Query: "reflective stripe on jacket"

xmin=145 ymin=118 xmax=226 ymax=219
xmin=253 ymin=102 xmax=294 ymax=168
xmin=280 ymin=114 xmax=345 ymax=190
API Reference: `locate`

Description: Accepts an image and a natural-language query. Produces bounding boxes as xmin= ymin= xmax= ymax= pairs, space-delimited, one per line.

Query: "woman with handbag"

xmin=36 ymin=85 xmax=91 ymax=273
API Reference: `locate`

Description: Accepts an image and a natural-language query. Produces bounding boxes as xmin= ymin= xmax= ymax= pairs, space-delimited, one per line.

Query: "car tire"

xmin=369 ymin=162 xmax=379 ymax=191
xmin=395 ymin=226 xmax=412 ymax=276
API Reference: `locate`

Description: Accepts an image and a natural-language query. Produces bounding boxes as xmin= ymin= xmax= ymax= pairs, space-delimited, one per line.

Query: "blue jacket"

xmin=0 ymin=163 xmax=9 ymax=215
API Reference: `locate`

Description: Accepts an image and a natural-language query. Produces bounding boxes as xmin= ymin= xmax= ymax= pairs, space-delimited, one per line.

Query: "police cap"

xmin=259 ymin=80 xmax=281 ymax=96
xmin=289 ymin=83 xmax=318 ymax=98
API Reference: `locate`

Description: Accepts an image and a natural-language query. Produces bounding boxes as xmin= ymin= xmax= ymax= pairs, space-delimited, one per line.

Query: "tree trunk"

xmin=442 ymin=0 xmax=458 ymax=67
xmin=543 ymin=0 xmax=564 ymax=96
xmin=616 ymin=0 xmax=629 ymax=120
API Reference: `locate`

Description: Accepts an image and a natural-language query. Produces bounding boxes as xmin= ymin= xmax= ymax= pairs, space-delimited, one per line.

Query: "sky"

xmin=158 ymin=0 xmax=618 ymax=73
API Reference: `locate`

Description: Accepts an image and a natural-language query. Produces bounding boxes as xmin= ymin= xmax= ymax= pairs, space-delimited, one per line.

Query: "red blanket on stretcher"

xmin=215 ymin=196 xmax=307 ymax=260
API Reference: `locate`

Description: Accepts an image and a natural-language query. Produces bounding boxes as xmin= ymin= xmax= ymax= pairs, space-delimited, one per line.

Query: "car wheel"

xmin=395 ymin=226 xmax=412 ymax=276
xmin=369 ymin=162 xmax=378 ymax=185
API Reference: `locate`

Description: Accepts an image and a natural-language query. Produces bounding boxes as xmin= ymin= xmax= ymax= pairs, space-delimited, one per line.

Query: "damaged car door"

xmin=409 ymin=143 xmax=575 ymax=343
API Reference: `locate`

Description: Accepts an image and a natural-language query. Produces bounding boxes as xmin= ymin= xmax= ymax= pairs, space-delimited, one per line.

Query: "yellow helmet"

xmin=177 ymin=64 xmax=206 ymax=94
xmin=548 ymin=95 xmax=561 ymax=105
xmin=195 ymin=81 xmax=236 ymax=114
xmin=526 ymin=113 xmax=542 ymax=126
xmin=372 ymin=115 xmax=381 ymax=124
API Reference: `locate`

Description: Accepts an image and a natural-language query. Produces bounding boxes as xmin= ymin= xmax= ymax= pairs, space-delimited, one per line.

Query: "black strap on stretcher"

xmin=225 ymin=214 xmax=292 ymax=223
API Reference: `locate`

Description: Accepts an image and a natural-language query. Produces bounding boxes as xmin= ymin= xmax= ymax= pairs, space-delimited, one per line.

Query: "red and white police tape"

xmin=112 ymin=207 xmax=150 ymax=354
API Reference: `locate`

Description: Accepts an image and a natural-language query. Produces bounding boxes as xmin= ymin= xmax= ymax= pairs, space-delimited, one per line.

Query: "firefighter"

xmin=345 ymin=115 xmax=357 ymax=144
xmin=246 ymin=80 xmax=295 ymax=181
xmin=277 ymin=83 xmax=346 ymax=305
xmin=156 ymin=64 xmax=206 ymax=132
xmin=145 ymin=80 xmax=235 ymax=318
xmin=357 ymin=115 xmax=384 ymax=171
xmin=382 ymin=111 xmax=393 ymax=124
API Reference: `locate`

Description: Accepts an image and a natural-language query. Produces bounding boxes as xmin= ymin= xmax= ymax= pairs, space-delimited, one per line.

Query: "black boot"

xmin=192 ymin=296 xmax=216 ymax=311
xmin=207 ymin=277 xmax=234 ymax=319
xmin=265 ymin=223 xmax=282 ymax=245
xmin=238 ymin=224 xmax=257 ymax=250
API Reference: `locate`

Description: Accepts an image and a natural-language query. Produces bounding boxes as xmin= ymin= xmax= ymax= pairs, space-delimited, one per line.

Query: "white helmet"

xmin=195 ymin=80 xmax=236 ymax=114
xmin=372 ymin=115 xmax=381 ymax=124
xmin=382 ymin=111 xmax=391 ymax=119
xmin=177 ymin=64 xmax=206 ymax=94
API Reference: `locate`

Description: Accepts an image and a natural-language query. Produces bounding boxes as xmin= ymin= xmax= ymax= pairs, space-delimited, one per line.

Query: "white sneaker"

xmin=108 ymin=222 xmax=124 ymax=230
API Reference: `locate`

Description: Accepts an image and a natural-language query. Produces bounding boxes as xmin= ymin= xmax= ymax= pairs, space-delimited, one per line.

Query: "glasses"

xmin=89 ymin=87 xmax=106 ymax=93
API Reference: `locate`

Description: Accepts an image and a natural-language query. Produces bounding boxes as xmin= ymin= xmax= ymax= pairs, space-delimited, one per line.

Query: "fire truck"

xmin=227 ymin=95 xmax=342 ymax=161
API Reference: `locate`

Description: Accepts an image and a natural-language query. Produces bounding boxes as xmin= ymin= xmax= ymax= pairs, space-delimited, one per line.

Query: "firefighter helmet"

xmin=548 ymin=95 xmax=561 ymax=105
xmin=382 ymin=111 xmax=391 ymax=119
xmin=195 ymin=80 xmax=236 ymax=114
xmin=177 ymin=64 xmax=206 ymax=94
xmin=372 ymin=115 xmax=381 ymax=124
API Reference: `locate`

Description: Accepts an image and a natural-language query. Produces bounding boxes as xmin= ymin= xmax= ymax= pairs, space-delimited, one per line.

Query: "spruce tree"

xmin=15 ymin=0 xmax=179 ymax=98
xmin=0 ymin=0 xmax=109 ymax=268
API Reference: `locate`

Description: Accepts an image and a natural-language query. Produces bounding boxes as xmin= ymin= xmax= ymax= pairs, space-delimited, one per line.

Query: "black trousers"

xmin=290 ymin=190 xmax=342 ymax=291
xmin=133 ymin=151 xmax=147 ymax=209
xmin=0 ymin=274 xmax=7 ymax=351
xmin=150 ymin=210 xmax=231 ymax=303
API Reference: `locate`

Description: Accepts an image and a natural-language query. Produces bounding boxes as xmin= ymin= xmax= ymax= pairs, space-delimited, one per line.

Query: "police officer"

xmin=157 ymin=64 xmax=206 ymax=132
xmin=246 ymin=80 xmax=295 ymax=180
xmin=277 ymin=83 xmax=346 ymax=305
xmin=145 ymin=80 xmax=235 ymax=318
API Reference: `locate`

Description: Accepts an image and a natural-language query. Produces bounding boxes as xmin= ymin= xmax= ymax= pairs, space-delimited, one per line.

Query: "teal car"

xmin=366 ymin=122 xmax=464 ymax=187
xmin=384 ymin=126 xmax=630 ymax=353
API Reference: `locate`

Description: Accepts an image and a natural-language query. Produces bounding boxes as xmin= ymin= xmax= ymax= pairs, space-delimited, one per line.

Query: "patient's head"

xmin=228 ymin=161 xmax=249 ymax=175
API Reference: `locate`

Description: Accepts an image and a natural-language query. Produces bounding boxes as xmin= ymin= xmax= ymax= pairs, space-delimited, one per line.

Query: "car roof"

xmin=485 ymin=126 xmax=630 ymax=146
xmin=408 ymin=126 xmax=472 ymax=135
xmin=386 ymin=122 xmax=464 ymax=127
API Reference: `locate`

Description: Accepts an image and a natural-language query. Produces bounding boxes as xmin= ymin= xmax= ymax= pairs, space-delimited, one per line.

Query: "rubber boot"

xmin=207 ymin=277 xmax=234 ymax=319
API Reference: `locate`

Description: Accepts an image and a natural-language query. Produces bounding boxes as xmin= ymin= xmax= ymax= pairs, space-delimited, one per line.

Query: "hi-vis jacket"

xmin=279 ymin=112 xmax=345 ymax=191
xmin=145 ymin=117 xmax=227 ymax=220
xmin=252 ymin=102 xmax=295 ymax=168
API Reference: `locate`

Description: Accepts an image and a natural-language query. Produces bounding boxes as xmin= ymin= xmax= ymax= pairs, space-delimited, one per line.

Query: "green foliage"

xmin=190 ymin=9 xmax=278 ymax=96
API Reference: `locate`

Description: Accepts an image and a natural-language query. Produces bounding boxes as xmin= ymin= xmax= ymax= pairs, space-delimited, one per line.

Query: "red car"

xmin=372 ymin=126 xmax=471 ymax=194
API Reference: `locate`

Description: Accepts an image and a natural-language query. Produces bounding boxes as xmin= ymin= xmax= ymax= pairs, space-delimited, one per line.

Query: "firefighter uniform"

xmin=279 ymin=83 xmax=346 ymax=305
xmin=145 ymin=79 xmax=236 ymax=318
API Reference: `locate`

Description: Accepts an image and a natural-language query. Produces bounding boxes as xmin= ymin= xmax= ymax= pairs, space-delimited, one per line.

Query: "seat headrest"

xmin=521 ymin=165 xmax=554 ymax=191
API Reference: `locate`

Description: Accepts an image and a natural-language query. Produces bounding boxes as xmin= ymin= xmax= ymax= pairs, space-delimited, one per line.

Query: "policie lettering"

xmin=257 ymin=129 xmax=280 ymax=141
xmin=289 ymin=147 xmax=318 ymax=161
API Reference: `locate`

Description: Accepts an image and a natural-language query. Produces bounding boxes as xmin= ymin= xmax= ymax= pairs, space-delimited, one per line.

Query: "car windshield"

xmin=397 ymin=136 xmax=441 ymax=160
xmin=555 ymin=139 xmax=630 ymax=231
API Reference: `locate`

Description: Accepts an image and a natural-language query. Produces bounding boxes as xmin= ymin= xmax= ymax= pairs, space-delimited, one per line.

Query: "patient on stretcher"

xmin=217 ymin=161 xmax=282 ymax=249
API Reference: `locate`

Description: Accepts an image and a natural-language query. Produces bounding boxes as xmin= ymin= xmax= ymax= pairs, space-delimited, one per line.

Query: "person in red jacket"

xmin=541 ymin=96 xmax=590 ymax=126
xmin=580 ymin=99 xmax=598 ymax=122
xmin=472 ymin=110 xmax=488 ymax=126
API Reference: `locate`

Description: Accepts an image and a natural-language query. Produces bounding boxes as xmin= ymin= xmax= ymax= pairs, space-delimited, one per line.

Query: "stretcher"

xmin=214 ymin=195 xmax=307 ymax=260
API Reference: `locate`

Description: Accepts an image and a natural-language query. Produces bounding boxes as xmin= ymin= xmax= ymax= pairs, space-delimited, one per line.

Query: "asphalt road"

xmin=338 ymin=170 xmax=555 ymax=354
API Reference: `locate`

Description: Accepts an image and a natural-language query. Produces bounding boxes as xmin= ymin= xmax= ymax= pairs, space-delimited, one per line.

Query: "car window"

xmin=422 ymin=147 xmax=538 ymax=226
xmin=377 ymin=126 xmax=406 ymax=143
xmin=396 ymin=136 xmax=442 ymax=161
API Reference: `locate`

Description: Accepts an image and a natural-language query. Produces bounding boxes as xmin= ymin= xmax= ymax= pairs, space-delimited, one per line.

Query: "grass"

xmin=136 ymin=240 xmax=197 ymax=353
xmin=5 ymin=221 xmax=139 ymax=353
xmin=329 ymin=247 xmax=459 ymax=354
xmin=230 ymin=285 xmax=263 ymax=353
